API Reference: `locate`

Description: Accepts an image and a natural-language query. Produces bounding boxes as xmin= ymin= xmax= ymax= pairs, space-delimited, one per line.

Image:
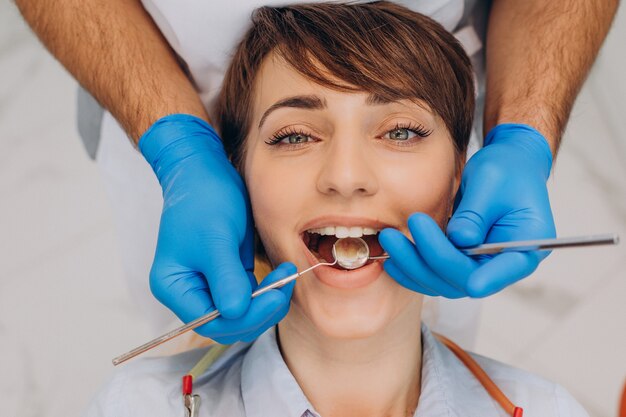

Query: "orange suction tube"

xmin=434 ymin=332 xmax=523 ymax=417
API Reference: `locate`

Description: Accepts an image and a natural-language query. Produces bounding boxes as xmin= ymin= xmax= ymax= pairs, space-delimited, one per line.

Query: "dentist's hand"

xmin=379 ymin=124 xmax=556 ymax=298
xmin=140 ymin=114 xmax=294 ymax=343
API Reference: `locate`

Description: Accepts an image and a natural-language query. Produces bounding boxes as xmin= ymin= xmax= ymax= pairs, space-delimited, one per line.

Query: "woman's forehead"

xmin=251 ymin=53 xmax=438 ymax=125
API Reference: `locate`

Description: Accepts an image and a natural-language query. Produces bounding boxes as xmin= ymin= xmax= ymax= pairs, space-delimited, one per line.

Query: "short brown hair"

xmin=215 ymin=1 xmax=475 ymax=168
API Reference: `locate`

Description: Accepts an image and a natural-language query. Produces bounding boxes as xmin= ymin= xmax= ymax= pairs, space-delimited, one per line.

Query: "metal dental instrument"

xmin=352 ymin=233 xmax=620 ymax=267
xmin=114 ymin=240 xmax=379 ymax=365
xmin=113 ymin=233 xmax=618 ymax=365
xmin=113 ymin=257 xmax=338 ymax=365
xmin=458 ymin=233 xmax=619 ymax=255
xmin=332 ymin=237 xmax=372 ymax=269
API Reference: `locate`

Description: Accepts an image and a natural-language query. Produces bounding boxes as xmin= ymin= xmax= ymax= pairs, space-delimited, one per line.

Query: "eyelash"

xmin=384 ymin=122 xmax=433 ymax=142
xmin=264 ymin=127 xmax=315 ymax=146
xmin=264 ymin=122 xmax=433 ymax=147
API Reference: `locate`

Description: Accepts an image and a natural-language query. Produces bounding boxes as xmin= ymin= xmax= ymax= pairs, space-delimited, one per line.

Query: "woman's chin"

xmin=292 ymin=274 xmax=416 ymax=341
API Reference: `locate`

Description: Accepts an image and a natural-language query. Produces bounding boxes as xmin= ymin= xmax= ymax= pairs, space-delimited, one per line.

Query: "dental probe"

xmin=112 ymin=258 xmax=338 ymax=366
xmin=344 ymin=233 xmax=619 ymax=269
xmin=459 ymin=233 xmax=619 ymax=255
xmin=367 ymin=232 xmax=619 ymax=260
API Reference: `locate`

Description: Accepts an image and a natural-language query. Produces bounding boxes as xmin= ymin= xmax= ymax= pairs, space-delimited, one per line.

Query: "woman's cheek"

xmin=247 ymin=159 xmax=306 ymax=265
xmin=382 ymin=167 xmax=456 ymax=234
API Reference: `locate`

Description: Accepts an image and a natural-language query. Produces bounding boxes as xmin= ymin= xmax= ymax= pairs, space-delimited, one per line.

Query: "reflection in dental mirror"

xmin=332 ymin=237 xmax=371 ymax=269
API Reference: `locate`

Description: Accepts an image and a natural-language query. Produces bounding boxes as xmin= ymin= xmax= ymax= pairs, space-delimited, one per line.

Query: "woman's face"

xmin=243 ymin=53 xmax=461 ymax=339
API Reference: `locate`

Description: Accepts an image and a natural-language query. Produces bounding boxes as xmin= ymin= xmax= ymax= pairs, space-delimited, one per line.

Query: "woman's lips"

xmin=300 ymin=239 xmax=385 ymax=289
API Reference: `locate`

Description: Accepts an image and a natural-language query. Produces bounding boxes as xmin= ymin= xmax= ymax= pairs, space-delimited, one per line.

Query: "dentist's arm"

xmin=15 ymin=0 xmax=207 ymax=140
xmin=16 ymin=0 xmax=293 ymax=342
xmin=381 ymin=0 xmax=619 ymax=297
xmin=483 ymin=0 xmax=619 ymax=152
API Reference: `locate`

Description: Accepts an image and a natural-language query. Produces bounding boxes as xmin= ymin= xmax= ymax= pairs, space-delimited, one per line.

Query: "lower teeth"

xmin=311 ymin=249 xmax=330 ymax=263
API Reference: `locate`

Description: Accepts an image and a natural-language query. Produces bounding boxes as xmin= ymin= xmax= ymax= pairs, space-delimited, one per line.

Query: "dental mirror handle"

xmin=112 ymin=260 xmax=335 ymax=366
xmin=368 ymin=233 xmax=619 ymax=260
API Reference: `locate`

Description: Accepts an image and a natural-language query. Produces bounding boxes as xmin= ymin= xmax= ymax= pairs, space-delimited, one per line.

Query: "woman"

xmin=85 ymin=3 xmax=587 ymax=416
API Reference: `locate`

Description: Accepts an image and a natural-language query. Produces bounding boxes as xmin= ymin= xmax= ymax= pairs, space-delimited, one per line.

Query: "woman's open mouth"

xmin=302 ymin=226 xmax=385 ymax=270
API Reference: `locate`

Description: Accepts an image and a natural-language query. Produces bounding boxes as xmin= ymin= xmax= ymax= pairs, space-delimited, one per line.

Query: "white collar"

xmin=240 ymin=324 xmax=502 ymax=417
xmin=241 ymin=327 xmax=318 ymax=417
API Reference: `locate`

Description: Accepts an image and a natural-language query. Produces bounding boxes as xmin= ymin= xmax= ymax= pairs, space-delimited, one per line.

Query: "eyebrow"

xmin=257 ymin=93 xmax=393 ymax=129
xmin=258 ymin=95 xmax=326 ymax=129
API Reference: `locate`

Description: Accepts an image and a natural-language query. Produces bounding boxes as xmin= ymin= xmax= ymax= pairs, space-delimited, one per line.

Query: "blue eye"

xmin=381 ymin=123 xmax=432 ymax=145
xmin=265 ymin=128 xmax=316 ymax=146
xmin=284 ymin=133 xmax=311 ymax=144
xmin=385 ymin=128 xmax=417 ymax=141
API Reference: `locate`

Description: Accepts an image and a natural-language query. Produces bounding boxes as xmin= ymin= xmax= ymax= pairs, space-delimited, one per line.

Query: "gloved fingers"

xmin=448 ymin=124 xmax=555 ymax=251
xmin=149 ymin=261 xmax=217 ymax=325
xmin=256 ymin=262 xmax=297 ymax=299
xmin=195 ymin=262 xmax=296 ymax=342
xmin=238 ymin=281 xmax=295 ymax=343
xmin=480 ymin=205 xmax=556 ymax=262
xmin=446 ymin=174 xmax=505 ymax=249
xmin=259 ymin=262 xmax=297 ymax=284
xmin=534 ymin=248 xmax=552 ymax=263
xmin=383 ymin=259 xmax=438 ymax=296
xmin=379 ymin=228 xmax=466 ymax=298
xmin=239 ymin=301 xmax=292 ymax=343
xmin=465 ymin=251 xmax=540 ymax=297
xmin=197 ymin=290 xmax=287 ymax=343
xmin=407 ymin=213 xmax=477 ymax=286
xmin=200 ymin=238 xmax=253 ymax=320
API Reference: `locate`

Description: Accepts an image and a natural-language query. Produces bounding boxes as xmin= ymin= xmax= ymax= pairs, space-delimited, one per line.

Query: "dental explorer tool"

xmin=112 ymin=257 xmax=337 ymax=365
xmin=364 ymin=233 xmax=619 ymax=266
xmin=458 ymin=233 xmax=619 ymax=255
xmin=114 ymin=240 xmax=381 ymax=365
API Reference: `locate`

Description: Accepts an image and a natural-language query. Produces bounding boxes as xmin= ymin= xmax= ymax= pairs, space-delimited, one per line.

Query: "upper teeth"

xmin=306 ymin=226 xmax=380 ymax=238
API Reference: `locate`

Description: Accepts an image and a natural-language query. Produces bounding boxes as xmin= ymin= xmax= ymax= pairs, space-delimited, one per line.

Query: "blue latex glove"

xmin=379 ymin=124 xmax=556 ymax=298
xmin=140 ymin=114 xmax=294 ymax=343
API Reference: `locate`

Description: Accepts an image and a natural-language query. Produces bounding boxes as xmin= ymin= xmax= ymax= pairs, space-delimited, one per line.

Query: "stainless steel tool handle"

xmin=461 ymin=233 xmax=618 ymax=256
xmin=369 ymin=234 xmax=618 ymax=259
xmin=112 ymin=260 xmax=335 ymax=365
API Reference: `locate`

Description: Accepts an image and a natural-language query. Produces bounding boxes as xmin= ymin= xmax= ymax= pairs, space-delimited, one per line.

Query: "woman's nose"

xmin=316 ymin=136 xmax=379 ymax=198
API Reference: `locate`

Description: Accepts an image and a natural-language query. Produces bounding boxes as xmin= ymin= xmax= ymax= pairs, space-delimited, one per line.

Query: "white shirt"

xmin=84 ymin=325 xmax=589 ymax=417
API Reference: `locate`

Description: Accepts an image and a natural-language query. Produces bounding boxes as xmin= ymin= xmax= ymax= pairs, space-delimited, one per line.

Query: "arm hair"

xmin=15 ymin=0 xmax=209 ymax=142
xmin=484 ymin=0 xmax=619 ymax=155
